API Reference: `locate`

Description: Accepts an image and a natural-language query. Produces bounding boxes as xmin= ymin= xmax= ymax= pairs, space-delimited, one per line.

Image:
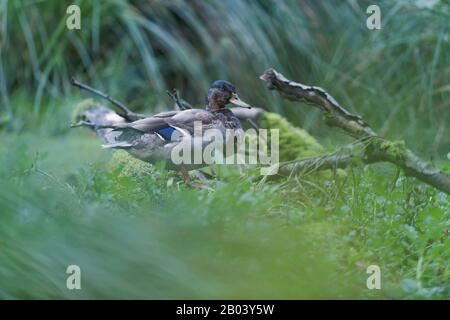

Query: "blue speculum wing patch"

xmin=157 ymin=127 xmax=176 ymax=140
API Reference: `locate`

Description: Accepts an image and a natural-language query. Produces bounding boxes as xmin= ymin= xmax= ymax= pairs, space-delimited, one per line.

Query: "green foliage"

xmin=0 ymin=132 xmax=448 ymax=299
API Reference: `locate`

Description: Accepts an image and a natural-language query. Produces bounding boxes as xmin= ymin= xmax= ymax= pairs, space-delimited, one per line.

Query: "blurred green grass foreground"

xmin=0 ymin=1 xmax=449 ymax=299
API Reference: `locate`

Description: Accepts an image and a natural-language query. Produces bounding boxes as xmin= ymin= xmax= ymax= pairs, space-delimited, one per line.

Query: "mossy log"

xmin=231 ymin=107 xmax=324 ymax=161
xmin=260 ymin=68 xmax=450 ymax=194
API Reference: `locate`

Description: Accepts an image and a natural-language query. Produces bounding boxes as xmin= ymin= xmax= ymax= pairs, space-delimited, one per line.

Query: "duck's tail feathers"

xmin=101 ymin=141 xmax=133 ymax=149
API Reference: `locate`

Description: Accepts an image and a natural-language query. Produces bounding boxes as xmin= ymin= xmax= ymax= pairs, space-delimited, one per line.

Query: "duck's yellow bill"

xmin=229 ymin=93 xmax=252 ymax=109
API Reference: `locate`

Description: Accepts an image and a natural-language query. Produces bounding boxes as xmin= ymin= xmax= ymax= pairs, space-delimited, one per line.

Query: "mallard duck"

xmin=74 ymin=80 xmax=252 ymax=183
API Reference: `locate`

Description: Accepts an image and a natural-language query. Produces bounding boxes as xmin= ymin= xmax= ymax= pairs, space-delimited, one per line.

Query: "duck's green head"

xmin=206 ymin=80 xmax=251 ymax=110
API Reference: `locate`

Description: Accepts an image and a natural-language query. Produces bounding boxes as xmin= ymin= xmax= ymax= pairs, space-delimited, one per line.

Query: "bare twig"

xmin=260 ymin=68 xmax=450 ymax=194
xmin=70 ymin=77 xmax=145 ymax=121
xmin=70 ymin=120 xmax=115 ymax=130
xmin=166 ymin=89 xmax=192 ymax=110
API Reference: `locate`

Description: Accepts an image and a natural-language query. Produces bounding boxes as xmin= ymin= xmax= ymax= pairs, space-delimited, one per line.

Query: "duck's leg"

xmin=180 ymin=165 xmax=213 ymax=190
xmin=238 ymin=164 xmax=248 ymax=178
xmin=180 ymin=165 xmax=192 ymax=184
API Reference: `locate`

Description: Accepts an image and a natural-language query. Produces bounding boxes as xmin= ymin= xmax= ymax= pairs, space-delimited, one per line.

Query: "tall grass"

xmin=0 ymin=131 xmax=448 ymax=299
xmin=1 ymin=0 xmax=449 ymax=157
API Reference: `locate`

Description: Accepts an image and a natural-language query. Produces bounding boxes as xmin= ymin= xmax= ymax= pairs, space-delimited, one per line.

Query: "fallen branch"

xmin=279 ymin=149 xmax=361 ymax=175
xmin=70 ymin=78 xmax=145 ymax=121
xmin=260 ymin=68 xmax=450 ymax=194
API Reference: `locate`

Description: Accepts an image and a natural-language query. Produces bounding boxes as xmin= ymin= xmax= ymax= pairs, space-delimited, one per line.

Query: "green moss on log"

xmin=379 ymin=140 xmax=407 ymax=160
xmin=108 ymin=150 xmax=155 ymax=180
xmin=104 ymin=150 xmax=178 ymax=201
xmin=258 ymin=112 xmax=324 ymax=161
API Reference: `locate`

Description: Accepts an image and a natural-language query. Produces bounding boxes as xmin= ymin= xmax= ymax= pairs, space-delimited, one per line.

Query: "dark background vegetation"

xmin=2 ymin=0 xmax=449 ymax=156
xmin=0 ymin=0 xmax=448 ymax=299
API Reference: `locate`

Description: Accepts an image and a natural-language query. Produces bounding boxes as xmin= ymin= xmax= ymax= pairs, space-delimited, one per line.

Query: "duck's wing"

xmin=152 ymin=110 xmax=180 ymax=118
xmin=122 ymin=116 xmax=170 ymax=132
xmin=165 ymin=109 xmax=215 ymax=134
xmin=115 ymin=110 xmax=182 ymax=132
xmin=119 ymin=109 xmax=214 ymax=134
xmin=109 ymin=109 xmax=180 ymax=132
